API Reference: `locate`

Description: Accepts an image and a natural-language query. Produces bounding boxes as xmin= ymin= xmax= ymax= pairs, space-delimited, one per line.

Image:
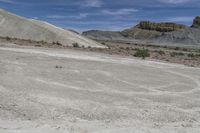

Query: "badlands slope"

xmin=0 ymin=43 xmax=200 ymax=133
xmin=0 ymin=9 xmax=104 ymax=48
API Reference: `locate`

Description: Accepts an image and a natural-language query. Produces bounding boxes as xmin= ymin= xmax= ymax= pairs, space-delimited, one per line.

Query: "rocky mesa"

xmin=83 ymin=17 xmax=200 ymax=46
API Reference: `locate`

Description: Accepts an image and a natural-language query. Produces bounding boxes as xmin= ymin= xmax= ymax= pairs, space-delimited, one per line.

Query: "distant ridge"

xmin=83 ymin=17 xmax=200 ymax=46
xmin=0 ymin=8 xmax=105 ymax=48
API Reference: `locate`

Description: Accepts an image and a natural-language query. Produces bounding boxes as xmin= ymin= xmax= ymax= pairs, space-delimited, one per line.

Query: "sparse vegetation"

xmin=119 ymin=47 xmax=125 ymax=50
xmin=101 ymin=42 xmax=106 ymax=45
xmin=72 ymin=43 xmax=80 ymax=48
xmin=53 ymin=41 xmax=62 ymax=46
xmin=182 ymin=48 xmax=188 ymax=52
xmin=155 ymin=50 xmax=165 ymax=55
xmin=187 ymin=53 xmax=195 ymax=58
xmin=187 ymin=53 xmax=200 ymax=58
xmin=134 ymin=48 xmax=150 ymax=59
xmin=170 ymin=52 xmax=185 ymax=57
xmin=174 ymin=47 xmax=180 ymax=51
xmin=35 ymin=44 xmax=42 ymax=47
xmin=6 ymin=36 xmax=11 ymax=41
xmin=126 ymin=47 xmax=130 ymax=51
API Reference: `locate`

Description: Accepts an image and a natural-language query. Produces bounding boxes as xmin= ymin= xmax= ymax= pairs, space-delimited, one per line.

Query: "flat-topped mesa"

xmin=192 ymin=16 xmax=200 ymax=28
xmin=137 ymin=21 xmax=187 ymax=32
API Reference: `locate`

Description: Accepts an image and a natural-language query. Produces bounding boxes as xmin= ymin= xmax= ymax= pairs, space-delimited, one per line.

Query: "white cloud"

xmin=102 ymin=9 xmax=138 ymax=16
xmin=158 ymin=0 xmax=192 ymax=4
xmin=47 ymin=13 xmax=89 ymax=19
xmin=165 ymin=16 xmax=194 ymax=22
xmin=0 ymin=0 xmax=15 ymax=4
xmin=84 ymin=0 xmax=103 ymax=7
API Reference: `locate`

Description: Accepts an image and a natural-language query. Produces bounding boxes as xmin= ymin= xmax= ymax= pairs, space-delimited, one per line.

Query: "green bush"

xmin=134 ymin=49 xmax=150 ymax=59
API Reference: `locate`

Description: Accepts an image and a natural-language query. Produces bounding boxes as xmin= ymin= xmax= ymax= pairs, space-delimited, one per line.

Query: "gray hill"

xmin=156 ymin=27 xmax=200 ymax=45
xmin=83 ymin=17 xmax=200 ymax=47
xmin=0 ymin=9 xmax=105 ymax=48
xmin=82 ymin=30 xmax=126 ymax=41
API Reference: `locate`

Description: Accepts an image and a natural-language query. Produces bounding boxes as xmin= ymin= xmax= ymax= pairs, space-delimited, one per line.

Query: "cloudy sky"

xmin=0 ymin=0 xmax=199 ymax=32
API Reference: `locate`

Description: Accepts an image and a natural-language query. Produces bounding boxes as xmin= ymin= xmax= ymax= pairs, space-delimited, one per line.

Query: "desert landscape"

xmin=0 ymin=1 xmax=200 ymax=132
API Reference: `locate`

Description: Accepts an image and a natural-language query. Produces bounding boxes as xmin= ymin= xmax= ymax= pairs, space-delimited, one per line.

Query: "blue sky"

xmin=0 ymin=0 xmax=200 ymax=32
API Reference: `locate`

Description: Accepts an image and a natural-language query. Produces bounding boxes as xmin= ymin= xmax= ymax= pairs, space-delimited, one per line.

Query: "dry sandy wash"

xmin=0 ymin=45 xmax=200 ymax=133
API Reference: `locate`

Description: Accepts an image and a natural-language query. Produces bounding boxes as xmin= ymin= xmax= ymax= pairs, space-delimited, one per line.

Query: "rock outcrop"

xmin=136 ymin=21 xmax=187 ymax=32
xmin=192 ymin=16 xmax=200 ymax=28
xmin=118 ymin=21 xmax=188 ymax=40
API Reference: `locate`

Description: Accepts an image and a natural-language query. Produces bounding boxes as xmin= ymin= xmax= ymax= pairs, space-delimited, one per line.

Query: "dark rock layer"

xmin=192 ymin=16 xmax=200 ymax=28
xmin=136 ymin=21 xmax=187 ymax=32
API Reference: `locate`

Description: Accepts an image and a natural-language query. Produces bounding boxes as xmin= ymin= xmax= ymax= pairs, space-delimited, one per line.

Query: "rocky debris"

xmin=136 ymin=21 xmax=187 ymax=32
xmin=0 ymin=8 xmax=105 ymax=48
xmin=192 ymin=16 xmax=200 ymax=28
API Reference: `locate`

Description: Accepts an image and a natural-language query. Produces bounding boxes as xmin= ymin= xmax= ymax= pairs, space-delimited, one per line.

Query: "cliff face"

xmin=192 ymin=16 xmax=200 ymax=28
xmin=137 ymin=21 xmax=187 ymax=32
xmin=121 ymin=21 xmax=188 ymax=39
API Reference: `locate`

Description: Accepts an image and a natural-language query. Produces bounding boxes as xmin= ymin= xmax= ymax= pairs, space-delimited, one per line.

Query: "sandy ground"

xmin=0 ymin=45 xmax=200 ymax=133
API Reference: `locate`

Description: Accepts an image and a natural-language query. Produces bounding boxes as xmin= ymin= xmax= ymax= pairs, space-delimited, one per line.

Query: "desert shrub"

xmin=134 ymin=48 xmax=150 ymax=59
xmin=182 ymin=48 xmax=188 ymax=52
xmin=174 ymin=47 xmax=180 ymax=51
xmin=187 ymin=53 xmax=195 ymax=58
xmin=35 ymin=44 xmax=41 ymax=47
xmin=119 ymin=47 xmax=125 ymax=50
xmin=53 ymin=41 xmax=62 ymax=46
xmin=155 ymin=50 xmax=165 ymax=55
xmin=72 ymin=43 xmax=80 ymax=48
xmin=134 ymin=48 xmax=140 ymax=51
xmin=101 ymin=42 xmax=106 ymax=45
xmin=6 ymin=36 xmax=11 ymax=41
xmin=126 ymin=47 xmax=130 ymax=51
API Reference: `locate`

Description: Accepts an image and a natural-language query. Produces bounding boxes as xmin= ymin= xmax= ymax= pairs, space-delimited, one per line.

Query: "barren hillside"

xmin=0 ymin=9 xmax=105 ymax=48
